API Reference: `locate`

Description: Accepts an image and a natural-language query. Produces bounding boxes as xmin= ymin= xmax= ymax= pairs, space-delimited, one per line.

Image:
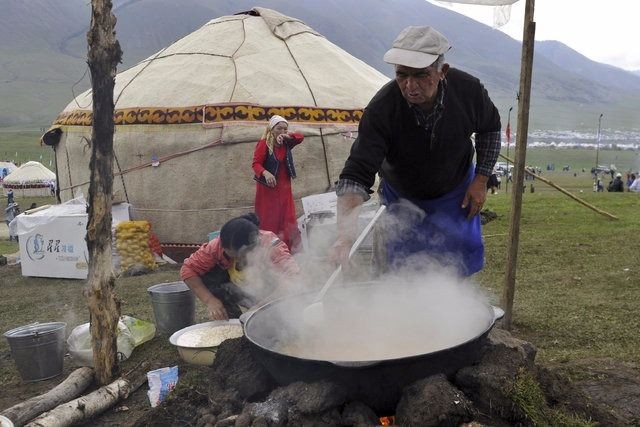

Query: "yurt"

xmin=44 ymin=7 xmax=388 ymax=245
xmin=2 ymin=161 xmax=56 ymax=197
xmin=0 ymin=161 xmax=17 ymax=179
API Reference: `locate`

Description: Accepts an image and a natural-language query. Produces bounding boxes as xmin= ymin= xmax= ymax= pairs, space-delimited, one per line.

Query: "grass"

xmin=1 ymin=143 xmax=639 ymax=389
xmin=477 ymin=171 xmax=640 ymax=365
xmin=0 ymin=130 xmax=53 ymax=167
xmin=508 ymin=368 xmax=597 ymax=427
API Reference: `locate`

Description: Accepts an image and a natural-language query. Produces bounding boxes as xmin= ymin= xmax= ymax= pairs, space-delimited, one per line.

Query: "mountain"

xmin=1 ymin=0 xmax=640 ymax=131
xmin=535 ymin=41 xmax=640 ymax=92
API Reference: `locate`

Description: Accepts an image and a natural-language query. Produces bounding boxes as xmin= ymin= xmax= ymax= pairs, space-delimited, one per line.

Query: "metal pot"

xmin=242 ymin=281 xmax=503 ymax=412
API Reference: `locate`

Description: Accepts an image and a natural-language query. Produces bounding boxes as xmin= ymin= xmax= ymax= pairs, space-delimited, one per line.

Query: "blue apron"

xmin=381 ymin=166 xmax=484 ymax=276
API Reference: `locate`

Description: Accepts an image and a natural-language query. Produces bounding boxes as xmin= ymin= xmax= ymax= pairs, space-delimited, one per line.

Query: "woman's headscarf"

xmin=262 ymin=115 xmax=288 ymax=155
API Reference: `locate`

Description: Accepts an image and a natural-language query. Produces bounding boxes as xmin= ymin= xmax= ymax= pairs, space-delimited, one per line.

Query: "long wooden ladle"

xmin=302 ymin=204 xmax=386 ymax=326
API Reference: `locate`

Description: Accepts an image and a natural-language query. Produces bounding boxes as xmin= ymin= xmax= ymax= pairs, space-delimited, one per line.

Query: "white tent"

xmin=2 ymin=161 xmax=56 ymax=197
xmin=0 ymin=161 xmax=17 ymax=179
xmin=46 ymin=7 xmax=389 ymax=244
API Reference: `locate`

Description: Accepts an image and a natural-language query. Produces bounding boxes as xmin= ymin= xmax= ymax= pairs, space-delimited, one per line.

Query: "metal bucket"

xmin=148 ymin=282 xmax=195 ymax=335
xmin=3 ymin=322 xmax=66 ymax=382
xmin=0 ymin=415 xmax=15 ymax=427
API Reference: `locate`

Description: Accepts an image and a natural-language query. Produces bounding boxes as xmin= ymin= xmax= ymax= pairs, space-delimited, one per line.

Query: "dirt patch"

xmin=3 ymin=336 xmax=640 ymax=426
xmin=547 ymin=358 xmax=640 ymax=424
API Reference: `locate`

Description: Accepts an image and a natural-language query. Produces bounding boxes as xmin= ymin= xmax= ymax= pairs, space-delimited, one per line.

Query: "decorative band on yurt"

xmin=52 ymin=104 xmax=364 ymax=126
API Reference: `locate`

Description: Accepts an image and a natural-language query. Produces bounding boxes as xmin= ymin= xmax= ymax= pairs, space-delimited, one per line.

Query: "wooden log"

xmin=1 ymin=368 xmax=94 ymax=427
xmin=499 ymin=153 xmax=619 ymax=220
xmin=85 ymin=0 xmax=123 ymax=385
xmin=24 ymin=365 xmax=148 ymax=427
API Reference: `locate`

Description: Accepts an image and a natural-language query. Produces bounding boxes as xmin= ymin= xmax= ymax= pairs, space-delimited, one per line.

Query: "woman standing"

xmin=252 ymin=115 xmax=304 ymax=252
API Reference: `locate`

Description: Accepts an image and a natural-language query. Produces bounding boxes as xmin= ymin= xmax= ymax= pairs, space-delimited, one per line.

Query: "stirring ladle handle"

xmin=315 ymin=204 xmax=386 ymax=302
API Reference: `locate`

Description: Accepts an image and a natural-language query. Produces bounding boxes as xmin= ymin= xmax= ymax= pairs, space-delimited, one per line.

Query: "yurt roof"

xmin=0 ymin=161 xmax=17 ymax=172
xmin=54 ymin=7 xmax=389 ymax=128
xmin=3 ymin=161 xmax=56 ymax=184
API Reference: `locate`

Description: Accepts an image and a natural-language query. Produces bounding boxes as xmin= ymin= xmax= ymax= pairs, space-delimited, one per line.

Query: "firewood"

xmin=24 ymin=365 xmax=147 ymax=427
xmin=1 ymin=367 xmax=94 ymax=426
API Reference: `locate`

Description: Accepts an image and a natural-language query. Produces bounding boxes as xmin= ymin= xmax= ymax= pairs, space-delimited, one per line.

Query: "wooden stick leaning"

xmin=499 ymin=153 xmax=618 ymax=220
xmin=1 ymin=367 xmax=94 ymax=427
xmin=24 ymin=363 xmax=148 ymax=427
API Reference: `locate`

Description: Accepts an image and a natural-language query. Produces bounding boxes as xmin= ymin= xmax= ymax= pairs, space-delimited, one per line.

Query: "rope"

xmin=132 ymin=205 xmax=254 ymax=213
xmin=113 ymin=152 xmax=130 ymax=203
xmin=59 ymin=138 xmax=223 ymax=192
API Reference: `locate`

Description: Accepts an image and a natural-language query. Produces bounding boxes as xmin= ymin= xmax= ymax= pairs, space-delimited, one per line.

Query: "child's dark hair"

xmin=220 ymin=213 xmax=260 ymax=251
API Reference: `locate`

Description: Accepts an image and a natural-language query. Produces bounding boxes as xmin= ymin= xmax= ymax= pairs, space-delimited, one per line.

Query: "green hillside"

xmin=2 ymin=0 xmax=640 ymax=132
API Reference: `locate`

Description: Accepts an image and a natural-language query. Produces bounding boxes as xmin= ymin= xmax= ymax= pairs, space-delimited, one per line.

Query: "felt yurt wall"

xmin=49 ymin=7 xmax=389 ymax=244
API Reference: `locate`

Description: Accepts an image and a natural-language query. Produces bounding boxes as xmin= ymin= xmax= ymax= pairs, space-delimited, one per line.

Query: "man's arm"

xmin=331 ymin=180 xmax=369 ymax=264
xmin=462 ymin=130 xmax=501 ymax=219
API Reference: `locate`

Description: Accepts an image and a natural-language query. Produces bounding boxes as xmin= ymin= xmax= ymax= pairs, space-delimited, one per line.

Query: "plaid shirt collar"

xmin=407 ymin=78 xmax=447 ymax=148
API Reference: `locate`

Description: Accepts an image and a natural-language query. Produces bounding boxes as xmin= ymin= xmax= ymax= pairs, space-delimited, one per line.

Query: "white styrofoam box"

xmin=296 ymin=214 xmax=308 ymax=253
xmin=304 ymin=203 xmax=379 ymax=257
xmin=18 ymin=212 xmax=89 ymax=279
xmin=112 ymin=202 xmax=131 ymax=225
xmin=16 ymin=200 xmax=131 ymax=279
xmin=301 ymin=192 xmax=337 ymax=216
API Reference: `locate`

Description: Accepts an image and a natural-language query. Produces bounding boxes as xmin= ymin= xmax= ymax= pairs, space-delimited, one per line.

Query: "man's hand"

xmin=328 ymin=235 xmax=355 ymax=267
xmin=204 ymin=296 xmax=228 ymax=320
xmin=461 ymin=175 xmax=488 ymax=219
xmin=328 ymin=193 xmax=365 ymax=267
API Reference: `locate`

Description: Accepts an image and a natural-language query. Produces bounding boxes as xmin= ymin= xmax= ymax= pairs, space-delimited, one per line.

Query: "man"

xmin=333 ymin=26 xmax=501 ymax=276
xmin=5 ymin=203 xmax=19 ymax=241
xmin=607 ymin=173 xmax=624 ymax=192
xmin=629 ymin=174 xmax=640 ymax=193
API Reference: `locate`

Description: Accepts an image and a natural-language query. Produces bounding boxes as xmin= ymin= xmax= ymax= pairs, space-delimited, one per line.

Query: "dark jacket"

xmin=340 ymin=68 xmax=501 ymax=200
xmin=607 ymin=177 xmax=624 ymax=192
xmin=254 ymin=137 xmax=297 ymax=186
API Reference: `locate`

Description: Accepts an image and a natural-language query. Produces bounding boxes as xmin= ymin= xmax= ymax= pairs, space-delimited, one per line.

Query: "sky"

xmin=427 ymin=0 xmax=640 ymax=71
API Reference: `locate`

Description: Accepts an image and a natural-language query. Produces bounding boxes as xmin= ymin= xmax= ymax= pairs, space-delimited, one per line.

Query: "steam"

xmin=241 ymin=195 xmax=497 ymax=363
xmin=246 ymin=250 xmax=495 ymax=363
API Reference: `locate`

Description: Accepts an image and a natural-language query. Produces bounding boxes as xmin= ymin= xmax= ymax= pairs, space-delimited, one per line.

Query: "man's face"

xmin=395 ymin=63 xmax=448 ymax=109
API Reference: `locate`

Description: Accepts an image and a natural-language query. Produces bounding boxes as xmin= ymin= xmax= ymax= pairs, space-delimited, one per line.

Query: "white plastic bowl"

xmin=168 ymin=320 xmax=243 ymax=366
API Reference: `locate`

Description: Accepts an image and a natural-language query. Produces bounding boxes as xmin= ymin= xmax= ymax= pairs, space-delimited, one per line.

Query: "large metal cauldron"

xmin=242 ymin=281 xmax=503 ymax=412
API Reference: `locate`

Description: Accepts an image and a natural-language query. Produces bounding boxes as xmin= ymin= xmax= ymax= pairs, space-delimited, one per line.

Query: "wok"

xmin=242 ymin=281 xmax=503 ymax=412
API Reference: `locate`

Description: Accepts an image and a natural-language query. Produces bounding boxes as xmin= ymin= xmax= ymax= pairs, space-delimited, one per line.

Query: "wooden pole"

xmin=86 ymin=0 xmax=123 ymax=385
xmin=499 ymin=153 xmax=618 ymax=220
xmin=501 ymin=0 xmax=535 ymax=330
